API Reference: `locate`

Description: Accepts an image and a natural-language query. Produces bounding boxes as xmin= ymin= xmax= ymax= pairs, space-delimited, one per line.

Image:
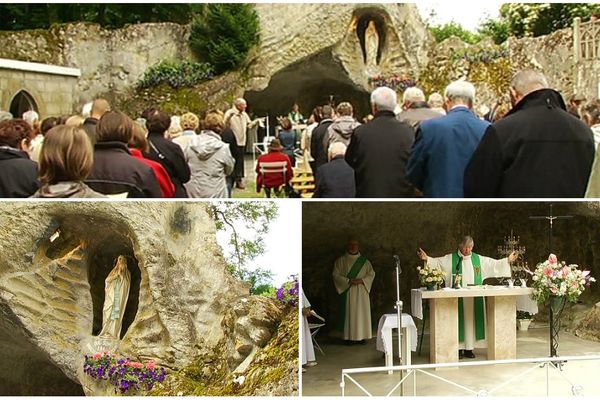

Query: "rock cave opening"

xmin=0 ymin=308 xmax=85 ymax=395
xmin=302 ymin=202 xmax=600 ymax=336
xmin=42 ymin=215 xmax=142 ymax=340
xmin=355 ymin=10 xmax=387 ymax=65
xmin=245 ymin=50 xmax=371 ymax=133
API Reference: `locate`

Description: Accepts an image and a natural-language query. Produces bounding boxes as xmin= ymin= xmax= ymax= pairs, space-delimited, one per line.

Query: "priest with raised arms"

xmin=333 ymin=238 xmax=376 ymax=344
xmin=417 ymin=235 xmax=517 ymax=358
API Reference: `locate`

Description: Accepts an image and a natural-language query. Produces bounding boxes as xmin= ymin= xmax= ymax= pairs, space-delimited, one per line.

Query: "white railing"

xmin=341 ymin=354 xmax=600 ymax=397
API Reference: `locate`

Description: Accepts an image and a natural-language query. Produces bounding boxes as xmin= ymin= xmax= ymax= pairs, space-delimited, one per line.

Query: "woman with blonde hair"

xmin=184 ymin=111 xmax=234 ymax=197
xmin=173 ymin=112 xmax=200 ymax=154
xmin=31 ymin=125 xmax=106 ymax=198
xmin=99 ymin=255 xmax=131 ymax=339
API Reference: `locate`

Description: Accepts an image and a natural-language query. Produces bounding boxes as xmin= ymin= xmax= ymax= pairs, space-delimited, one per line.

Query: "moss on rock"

xmin=149 ymin=305 xmax=298 ymax=396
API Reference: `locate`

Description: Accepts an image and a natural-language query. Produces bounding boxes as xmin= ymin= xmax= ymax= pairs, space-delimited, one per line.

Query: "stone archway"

xmin=245 ymin=49 xmax=371 ymax=128
xmin=9 ymin=90 xmax=38 ymax=119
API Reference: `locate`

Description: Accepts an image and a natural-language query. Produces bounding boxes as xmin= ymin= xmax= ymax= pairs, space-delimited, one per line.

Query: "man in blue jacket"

xmin=406 ymin=80 xmax=488 ymax=198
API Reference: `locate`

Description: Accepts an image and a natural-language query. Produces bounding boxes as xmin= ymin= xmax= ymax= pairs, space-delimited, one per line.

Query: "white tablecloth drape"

xmin=375 ymin=313 xmax=418 ymax=354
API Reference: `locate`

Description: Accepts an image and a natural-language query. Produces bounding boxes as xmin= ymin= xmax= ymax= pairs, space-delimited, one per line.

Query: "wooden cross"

xmin=528 ymin=204 xmax=573 ymax=254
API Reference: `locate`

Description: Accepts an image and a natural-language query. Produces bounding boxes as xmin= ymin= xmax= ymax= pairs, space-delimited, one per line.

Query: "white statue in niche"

xmin=99 ymin=255 xmax=131 ymax=339
xmin=365 ymin=20 xmax=379 ymax=68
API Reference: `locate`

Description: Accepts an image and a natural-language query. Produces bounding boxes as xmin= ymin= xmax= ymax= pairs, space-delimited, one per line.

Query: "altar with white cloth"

xmin=376 ymin=313 xmax=417 ymax=374
xmin=411 ymin=287 xmax=534 ymax=364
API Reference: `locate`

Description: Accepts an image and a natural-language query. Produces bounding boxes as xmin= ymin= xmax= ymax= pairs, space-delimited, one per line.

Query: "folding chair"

xmin=308 ymin=310 xmax=326 ymax=356
xmin=258 ymin=161 xmax=288 ymax=198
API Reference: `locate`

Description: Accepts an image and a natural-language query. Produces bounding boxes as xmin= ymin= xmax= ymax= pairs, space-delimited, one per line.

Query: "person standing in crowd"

xmin=128 ymin=122 xmax=175 ymax=198
xmin=144 ymin=109 xmax=191 ymax=198
xmin=82 ymin=98 xmax=110 ymax=145
xmin=184 ymin=111 xmax=234 ymax=198
xmin=288 ymin=103 xmax=304 ymax=125
xmin=428 ymin=92 xmax=447 ymax=115
xmin=313 ymin=142 xmax=355 ymax=198
xmin=30 ymin=116 xmax=59 ymax=162
xmin=277 ymin=117 xmax=297 ymax=167
xmin=582 ymin=101 xmax=600 ymax=150
xmin=464 ymin=70 xmax=594 ymax=198
xmin=324 ymin=102 xmax=360 ymax=149
xmin=346 ymin=86 xmax=414 ymax=198
xmin=0 ymin=119 xmax=39 ymax=197
xmin=417 ymin=236 xmax=516 ymax=359
xmin=406 ymin=80 xmax=488 ymax=198
xmin=173 ymin=112 xmax=200 ymax=155
xmin=87 ymin=110 xmax=161 ymax=198
xmin=332 ymin=238 xmax=375 ymax=345
xmin=255 ymin=138 xmax=293 ymax=198
xmin=567 ymin=93 xmax=586 ymax=119
xmin=224 ymin=98 xmax=263 ymax=190
xmin=301 ymin=106 xmax=322 ymax=169
xmin=310 ymin=105 xmax=334 ymax=180
xmin=31 ymin=125 xmax=106 ymax=198
xmin=397 ymin=87 xmax=443 ymax=130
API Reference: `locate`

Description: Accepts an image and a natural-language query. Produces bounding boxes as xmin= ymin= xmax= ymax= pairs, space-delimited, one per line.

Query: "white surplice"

xmin=332 ymin=252 xmax=376 ymax=341
xmin=301 ymin=290 xmax=316 ymax=365
xmin=426 ymin=250 xmax=510 ymax=350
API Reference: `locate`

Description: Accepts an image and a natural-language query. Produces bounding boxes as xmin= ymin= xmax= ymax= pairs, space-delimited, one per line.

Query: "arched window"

xmin=9 ymin=90 xmax=38 ymax=119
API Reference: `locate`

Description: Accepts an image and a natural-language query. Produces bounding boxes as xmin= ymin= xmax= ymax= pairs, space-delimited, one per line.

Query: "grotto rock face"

xmin=302 ymin=202 xmax=600 ymax=336
xmin=0 ymin=202 xmax=282 ymax=395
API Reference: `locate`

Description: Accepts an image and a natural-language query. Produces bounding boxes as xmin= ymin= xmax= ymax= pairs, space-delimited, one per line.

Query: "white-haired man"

xmin=428 ymin=92 xmax=446 ymax=115
xmin=397 ymin=87 xmax=443 ymax=130
xmin=345 ymin=86 xmax=414 ymax=197
xmin=224 ymin=98 xmax=263 ymax=189
xmin=417 ymin=236 xmax=517 ymax=359
xmin=406 ymin=80 xmax=489 ymax=198
xmin=83 ymin=98 xmax=110 ymax=145
xmin=313 ymin=142 xmax=355 ymax=198
xmin=464 ymin=70 xmax=594 ymax=197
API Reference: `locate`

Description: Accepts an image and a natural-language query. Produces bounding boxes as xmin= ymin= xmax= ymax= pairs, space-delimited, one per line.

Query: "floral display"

xmin=417 ymin=263 xmax=446 ymax=289
xmin=273 ymin=275 xmax=299 ymax=307
xmin=526 ymin=254 xmax=595 ymax=304
xmin=83 ymin=352 xmax=166 ymax=393
xmin=368 ymin=74 xmax=416 ymax=93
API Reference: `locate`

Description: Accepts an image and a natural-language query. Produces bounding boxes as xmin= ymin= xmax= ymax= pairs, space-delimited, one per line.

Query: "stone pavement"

xmin=302 ymin=324 xmax=600 ymax=396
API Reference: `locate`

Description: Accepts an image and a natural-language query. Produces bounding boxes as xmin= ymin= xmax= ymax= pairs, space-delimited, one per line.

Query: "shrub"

xmin=137 ymin=60 xmax=214 ymax=89
xmin=271 ymin=275 xmax=298 ymax=307
xmin=189 ymin=4 xmax=260 ymax=75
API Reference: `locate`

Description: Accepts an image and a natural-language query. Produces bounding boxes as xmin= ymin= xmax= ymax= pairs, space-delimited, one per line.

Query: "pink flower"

xmin=562 ymin=266 xmax=571 ymax=278
xmin=146 ymin=361 xmax=156 ymax=369
xmin=543 ymin=266 xmax=554 ymax=277
xmin=93 ymin=353 xmax=102 ymax=360
xmin=548 ymin=254 xmax=558 ymax=264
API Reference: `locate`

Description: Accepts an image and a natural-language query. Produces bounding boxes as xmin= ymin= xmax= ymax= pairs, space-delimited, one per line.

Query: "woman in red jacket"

xmin=129 ymin=122 xmax=175 ymax=198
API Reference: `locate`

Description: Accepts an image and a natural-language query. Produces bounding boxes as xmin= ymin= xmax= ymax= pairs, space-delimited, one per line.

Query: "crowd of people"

xmin=0 ymin=98 xmax=262 ymax=198
xmin=303 ymin=69 xmax=600 ymax=198
xmin=2 ymin=68 xmax=600 ymax=198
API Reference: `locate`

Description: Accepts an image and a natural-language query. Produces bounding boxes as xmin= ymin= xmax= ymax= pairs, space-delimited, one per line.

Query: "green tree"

xmin=189 ymin=4 xmax=260 ymax=75
xmin=210 ymin=202 xmax=278 ymax=294
xmin=429 ymin=21 xmax=483 ymax=44
xmin=492 ymin=3 xmax=600 ymax=39
xmin=478 ymin=18 xmax=511 ymax=44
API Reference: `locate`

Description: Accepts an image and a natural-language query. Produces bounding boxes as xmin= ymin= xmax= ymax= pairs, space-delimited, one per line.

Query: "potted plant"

xmin=516 ymin=310 xmax=532 ymax=331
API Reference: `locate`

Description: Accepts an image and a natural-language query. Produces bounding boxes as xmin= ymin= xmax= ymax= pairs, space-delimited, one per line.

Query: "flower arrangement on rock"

xmin=368 ymin=74 xmax=416 ymax=93
xmin=526 ymin=254 xmax=595 ymax=304
xmin=273 ymin=275 xmax=299 ymax=307
xmin=417 ymin=264 xmax=446 ymax=290
xmin=83 ymin=352 xmax=166 ymax=394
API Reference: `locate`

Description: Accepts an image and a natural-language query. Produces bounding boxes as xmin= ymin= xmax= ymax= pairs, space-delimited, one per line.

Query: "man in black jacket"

xmin=313 ymin=142 xmax=355 ymax=198
xmin=464 ymin=70 xmax=594 ymax=198
xmin=345 ymin=86 xmax=415 ymax=198
xmin=82 ymin=98 xmax=110 ymax=145
xmin=309 ymin=105 xmax=334 ymax=180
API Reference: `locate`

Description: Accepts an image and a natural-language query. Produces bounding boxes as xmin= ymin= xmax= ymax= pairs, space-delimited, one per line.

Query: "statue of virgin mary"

xmin=365 ymin=20 xmax=379 ymax=68
xmin=99 ymin=255 xmax=131 ymax=339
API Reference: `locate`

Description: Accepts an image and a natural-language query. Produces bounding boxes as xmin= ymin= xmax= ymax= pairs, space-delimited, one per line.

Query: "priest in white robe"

xmin=333 ymin=239 xmax=376 ymax=343
xmin=417 ymin=235 xmax=517 ymax=358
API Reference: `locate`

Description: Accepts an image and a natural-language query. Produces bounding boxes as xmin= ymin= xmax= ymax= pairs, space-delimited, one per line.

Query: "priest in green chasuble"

xmin=333 ymin=239 xmax=376 ymax=344
xmin=417 ymin=235 xmax=517 ymax=358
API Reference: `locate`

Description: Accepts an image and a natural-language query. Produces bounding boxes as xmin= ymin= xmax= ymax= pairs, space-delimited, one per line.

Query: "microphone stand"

xmin=394 ymin=255 xmax=403 ymax=366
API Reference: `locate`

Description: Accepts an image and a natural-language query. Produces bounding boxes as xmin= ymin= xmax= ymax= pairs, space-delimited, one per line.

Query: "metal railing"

xmin=341 ymin=354 xmax=600 ymax=397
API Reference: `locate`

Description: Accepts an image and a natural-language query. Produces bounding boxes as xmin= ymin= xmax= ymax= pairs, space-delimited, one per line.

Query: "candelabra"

xmin=497 ymin=230 xmax=527 ymax=280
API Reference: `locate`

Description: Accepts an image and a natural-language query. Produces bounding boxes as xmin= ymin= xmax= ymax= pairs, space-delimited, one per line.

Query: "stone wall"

xmin=0 ymin=68 xmax=78 ymax=116
xmin=0 ymin=22 xmax=191 ymax=109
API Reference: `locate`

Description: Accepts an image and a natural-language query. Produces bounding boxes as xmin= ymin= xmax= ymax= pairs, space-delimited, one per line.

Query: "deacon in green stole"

xmin=332 ymin=239 xmax=376 ymax=342
xmin=417 ymin=236 xmax=516 ymax=357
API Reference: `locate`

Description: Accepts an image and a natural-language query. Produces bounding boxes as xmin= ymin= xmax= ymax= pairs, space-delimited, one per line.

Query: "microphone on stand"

xmin=394 ymin=255 xmax=402 ymax=274
xmin=393 ymin=254 xmax=403 ymax=365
